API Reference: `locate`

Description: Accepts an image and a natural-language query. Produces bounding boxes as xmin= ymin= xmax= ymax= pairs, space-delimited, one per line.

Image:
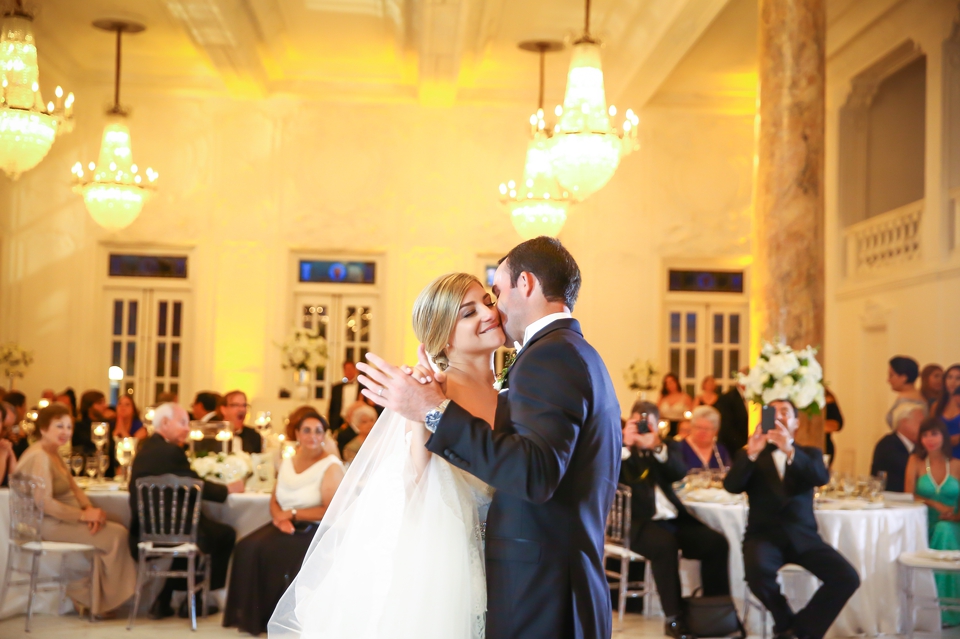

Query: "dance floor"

xmin=0 ymin=610 xmax=667 ymax=639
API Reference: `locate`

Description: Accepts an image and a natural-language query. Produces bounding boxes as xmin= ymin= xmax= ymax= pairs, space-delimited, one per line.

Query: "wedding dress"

xmin=268 ymin=409 xmax=493 ymax=639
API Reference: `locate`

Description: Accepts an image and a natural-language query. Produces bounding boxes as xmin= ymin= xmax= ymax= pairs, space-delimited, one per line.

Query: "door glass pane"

xmin=112 ymin=341 xmax=122 ymax=367
xmin=126 ymin=342 xmax=136 ymax=376
xmin=170 ymin=383 xmax=179 ymax=397
xmin=713 ymin=314 xmax=724 ymax=344
xmin=171 ymin=343 xmax=180 ymax=378
xmin=123 ymin=381 xmax=134 ymax=396
xmin=155 ymin=383 xmax=164 ymax=403
xmin=670 ymin=313 xmax=681 ymax=343
xmin=729 ymin=314 xmax=741 ymax=344
xmin=346 ymin=306 xmax=357 ymax=340
xmin=713 ymin=349 xmax=723 ymax=379
xmin=729 ymin=350 xmax=740 ymax=377
xmin=359 ymin=307 xmax=370 ymax=341
xmin=314 ymin=385 xmax=325 ymax=400
xmin=686 ymin=313 xmax=697 ymax=343
xmin=346 ymin=347 xmax=356 ymax=363
xmin=670 ymin=348 xmax=680 ymax=375
xmin=157 ymin=301 xmax=168 ymax=337
xmin=127 ymin=301 xmax=138 ymax=336
xmin=685 ymin=348 xmax=696 ymax=379
xmin=156 ymin=343 xmax=166 ymax=377
xmin=172 ymin=302 xmax=182 ymax=337
xmin=113 ymin=301 xmax=123 ymax=336
xmin=686 ymin=384 xmax=695 ymax=398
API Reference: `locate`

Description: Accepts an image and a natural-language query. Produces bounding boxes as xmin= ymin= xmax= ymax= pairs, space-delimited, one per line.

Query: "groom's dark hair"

xmin=499 ymin=237 xmax=581 ymax=310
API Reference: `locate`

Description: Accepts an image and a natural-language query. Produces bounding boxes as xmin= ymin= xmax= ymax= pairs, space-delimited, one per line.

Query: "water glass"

xmin=875 ymin=471 xmax=888 ymax=492
xmin=85 ymin=457 xmax=98 ymax=479
xmin=70 ymin=455 xmax=84 ymax=477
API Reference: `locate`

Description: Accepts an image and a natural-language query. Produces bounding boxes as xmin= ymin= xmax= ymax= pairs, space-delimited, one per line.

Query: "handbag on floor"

xmin=682 ymin=590 xmax=745 ymax=639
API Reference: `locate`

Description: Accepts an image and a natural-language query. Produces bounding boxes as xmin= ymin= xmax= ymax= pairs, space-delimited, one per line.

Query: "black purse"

xmin=682 ymin=591 xmax=745 ymax=639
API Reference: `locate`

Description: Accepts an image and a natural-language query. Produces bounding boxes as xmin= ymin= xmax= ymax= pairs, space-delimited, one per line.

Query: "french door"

xmin=107 ymin=288 xmax=190 ymax=408
xmin=664 ymin=303 xmax=747 ymax=397
xmin=295 ymin=293 xmax=378 ymax=402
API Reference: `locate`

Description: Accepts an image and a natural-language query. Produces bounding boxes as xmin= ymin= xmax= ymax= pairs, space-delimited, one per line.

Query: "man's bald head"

xmin=154 ymin=402 xmax=190 ymax=446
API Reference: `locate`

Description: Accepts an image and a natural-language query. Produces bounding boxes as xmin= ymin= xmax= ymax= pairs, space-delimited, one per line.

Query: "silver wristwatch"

xmin=424 ymin=399 xmax=451 ymax=433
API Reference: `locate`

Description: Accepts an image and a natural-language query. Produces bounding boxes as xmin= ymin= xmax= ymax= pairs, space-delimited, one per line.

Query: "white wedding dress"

xmin=269 ymin=409 xmax=493 ymax=639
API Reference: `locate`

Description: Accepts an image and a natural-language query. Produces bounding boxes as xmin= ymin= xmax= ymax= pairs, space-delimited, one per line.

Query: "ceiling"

xmin=25 ymin=0 xmax=897 ymax=109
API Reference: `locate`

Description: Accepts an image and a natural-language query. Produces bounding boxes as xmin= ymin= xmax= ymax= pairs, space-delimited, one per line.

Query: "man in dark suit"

xmin=724 ymin=399 xmax=860 ymax=639
xmin=715 ymin=376 xmax=749 ymax=454
xmin=328 ymin=361 xmax=359 ymax=435
xmin=361 ymin=237 xmax=621 ymax=639
xmin=871 ymin=401 xmax=923 ymax=492
xmin=621 ymin=402 xmax=729 ymax=639
xmin=128 ymin=403 xmax=244 ymax=619
xmin=221 ymin=390 xmax=261 ymax=453
xmin=191 ymin=391 xmax=219 ymax=422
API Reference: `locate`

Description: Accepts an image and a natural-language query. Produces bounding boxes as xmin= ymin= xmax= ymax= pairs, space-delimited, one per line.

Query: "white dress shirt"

xmin=897 ymin=431 xmax=915 ymax=453
xmin=515 ymin=312 xmax=573 ymax=351
xmin=340 ymin=381 xmax=359 ymax=420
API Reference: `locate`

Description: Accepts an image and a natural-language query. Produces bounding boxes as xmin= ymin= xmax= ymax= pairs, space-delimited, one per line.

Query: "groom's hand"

xmin=358 ymin=352 xmax=447 ymax=423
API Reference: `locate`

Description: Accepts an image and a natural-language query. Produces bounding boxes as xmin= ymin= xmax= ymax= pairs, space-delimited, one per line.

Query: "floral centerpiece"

xmin=279 ymin=327 xmax=328 ymax=372
xmin=739 ymin=342 xmax=826 ymax=416
xmin=0 ymin=342 xmax=33 ymax=389
xmin=623 ymin=359 xmax=659 ymax=395
xmin=191 ymin=452 xmax=252 ymax=485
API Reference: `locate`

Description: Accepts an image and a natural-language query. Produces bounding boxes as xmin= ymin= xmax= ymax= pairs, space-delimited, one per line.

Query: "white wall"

xmin=0 ymin=74 xmax=755 ymax=418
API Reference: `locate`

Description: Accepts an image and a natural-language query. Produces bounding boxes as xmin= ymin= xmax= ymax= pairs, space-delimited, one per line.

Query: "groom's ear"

xmin=517 ymin=271 xmax=537 ymax=298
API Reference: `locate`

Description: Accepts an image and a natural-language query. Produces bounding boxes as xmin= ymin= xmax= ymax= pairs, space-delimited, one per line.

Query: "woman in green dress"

xmin=906 ymin=417 xmax=960 ymax=626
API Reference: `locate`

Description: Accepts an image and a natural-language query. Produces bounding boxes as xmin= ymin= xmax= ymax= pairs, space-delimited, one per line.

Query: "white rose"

xmin=762 ymin=379 xmax=791 ymax=405
xmin=766 ymin=352 xmax=799 ymax=379
xmin=790 ymin=379 xmax=818 ymax=410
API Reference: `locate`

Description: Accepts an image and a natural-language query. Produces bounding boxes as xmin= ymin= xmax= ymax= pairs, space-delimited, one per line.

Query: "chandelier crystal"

xmin=549 ymin=1 xmax=639 ymax=200
xmin=0 ymin=8 xmax=74 ymax=179
xmin=72 ymin=20 xmax=156 ymax=231
xmin=499 ymin=41 xmax=573 ymax=240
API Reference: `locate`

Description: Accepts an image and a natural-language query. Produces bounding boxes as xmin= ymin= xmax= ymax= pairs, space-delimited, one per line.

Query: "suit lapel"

xmin=512 ymin=318 xmax=581 ymax=367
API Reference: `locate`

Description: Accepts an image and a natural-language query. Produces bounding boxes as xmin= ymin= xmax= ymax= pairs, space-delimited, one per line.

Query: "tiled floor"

xmin=0 ymin=610 xmax=666 ymax=639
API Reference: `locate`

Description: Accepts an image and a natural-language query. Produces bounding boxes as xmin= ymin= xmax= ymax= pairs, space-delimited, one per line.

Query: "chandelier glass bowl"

xmin=0 ymin=11 xmax=74 ymax=179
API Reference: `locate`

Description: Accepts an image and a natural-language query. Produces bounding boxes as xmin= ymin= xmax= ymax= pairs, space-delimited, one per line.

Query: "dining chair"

xmin=899 ymin=550 xmax=960 ymax=639
xmin=0 ymin=472 xmax=97 ymax=632
xmin=604 ymin=483 xmax=656 ymax=631
xmin=127 ymin=474 xmax=210 ymax=631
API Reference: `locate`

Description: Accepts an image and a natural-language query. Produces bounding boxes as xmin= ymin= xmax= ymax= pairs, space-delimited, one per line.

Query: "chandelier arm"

xmin=584 ymin=0 xmax=591 ymax=39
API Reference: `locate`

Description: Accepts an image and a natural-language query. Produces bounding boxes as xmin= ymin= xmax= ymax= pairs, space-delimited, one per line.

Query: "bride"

xmin=269 ymin=272 xmax=503 ymax=638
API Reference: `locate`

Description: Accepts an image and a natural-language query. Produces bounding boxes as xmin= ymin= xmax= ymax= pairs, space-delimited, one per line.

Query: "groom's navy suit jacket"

xmin=427 ymin=318 xmax=621 ymax=639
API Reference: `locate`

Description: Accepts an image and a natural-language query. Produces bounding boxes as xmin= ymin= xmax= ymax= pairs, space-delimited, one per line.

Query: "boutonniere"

xmin=493 ymin=351 xmax=518 ymax=391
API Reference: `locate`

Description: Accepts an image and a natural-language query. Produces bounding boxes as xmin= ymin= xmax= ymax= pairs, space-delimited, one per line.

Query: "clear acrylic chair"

xmin=0 ymin=472 xmax=97 ymax=632
xmin=127 ymin=474 xmax=211 ymax=631
xmin=604 ymin=483 xmax=655 ymax=631
xmin=899 ymin=551 xmax=960 ymax=638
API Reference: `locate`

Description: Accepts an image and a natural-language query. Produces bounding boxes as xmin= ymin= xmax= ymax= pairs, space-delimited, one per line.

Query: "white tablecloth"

xmin=680 ymin=499 xmax=937 ymax=637
xmin=0 ymin=487 xmax=271 ymax=620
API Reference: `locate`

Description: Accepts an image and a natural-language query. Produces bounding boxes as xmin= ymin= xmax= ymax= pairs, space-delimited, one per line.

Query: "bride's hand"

xmin=401 ymin=345 xmax=448 ymax=390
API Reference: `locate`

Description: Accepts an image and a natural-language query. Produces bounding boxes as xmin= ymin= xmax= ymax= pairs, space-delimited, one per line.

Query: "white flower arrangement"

xmin=623 ymin=359 xmax=659 ymax=391
xmin=279 ymin=327 xmax=328 ymax=372
xmin=0 ymin=342 xmax=33 ymax=382
xmin=191 ymin=452 xmax=252 ymax=485
xmin=739 ymin=342 xmax=826 ymax=416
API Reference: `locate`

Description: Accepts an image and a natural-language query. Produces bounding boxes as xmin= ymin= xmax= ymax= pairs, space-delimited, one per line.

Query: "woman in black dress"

xmin=222 ymin=407 xmax=345 ymax=636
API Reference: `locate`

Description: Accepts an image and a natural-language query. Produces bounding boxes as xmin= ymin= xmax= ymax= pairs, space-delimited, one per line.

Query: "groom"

xmin=359 ymin=237 xmax=622 ymax=639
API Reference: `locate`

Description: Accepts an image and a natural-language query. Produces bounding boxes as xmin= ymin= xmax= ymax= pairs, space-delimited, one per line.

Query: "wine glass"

xmin=85 ymin=457 xmax=98 ymax=480
xmin=875 ymin=471 xmax=888 ymax=492
xmin=70 ymin=454 xmax=84 ymax=477
xmin=99 ymin=454 xmax=110 ymax=480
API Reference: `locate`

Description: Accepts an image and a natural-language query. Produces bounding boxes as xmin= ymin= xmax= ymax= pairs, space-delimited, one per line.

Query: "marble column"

xmin=753 ymin=0 xmax=826 ymax=447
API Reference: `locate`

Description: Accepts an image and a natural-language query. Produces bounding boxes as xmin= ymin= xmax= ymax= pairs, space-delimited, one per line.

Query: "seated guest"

xmin=871 ymin=402 xmax=924 ymax=492
xmin=659 ymin=373 xmax=694 ymax=438
xmin=716 ymin=371 xmax=749 ymax=454
xmin=57 ymin=387 xmax=78 ymax=419
xmin=822 ymin=388 xmax=844 ymax=467
xmin=724 ymin=399 xmax=860 ymax=639
xmin=113 ymin=395 xmax=146 ymax=440
xmin=157 ymin=391 xmax=178 ymax=404
xmin=0 ymin=402 xmax=18 ymax=485
xmin=905 ymin=417 xmax=960 ymax=625
xmin=695 ymin=375 xmax=720 ymax=407
xmin=933 ymin=364 xmax=960 ymax=455
xmin=1 ymin=399 xmax=29 ymax=458
xmin=620 ymin=401 xmax=730 ymax=639
xmin=3 ymin=390 xmax=27 ymax=422
xmin=921 ymin=364 xmax=944 ymax=409
xmin=40 ymin=388 xmax=56 ymax=402
xmin=128 ymin=403 xmax=244 ymax=619
xmin=886 ymin=356 xmax=925 ymax=429
xmin=190 ymin=391 xmax=220 ymax=422
xmin=223 ymin=407 xmax=345 ymax=635
xmin=678 ymin=405 xmax=731 ymax=471
xmin=16 ymin=404 xmax=137 ymax=617
xmin=341 ymin=405 xmax=377 ymax=463
xmin=328 ymin=360 xmax=360 ymax=435
xmin=74 ymin=390 xmax=109 ymax=455
xmin=221 ymin=390 xmax=261 ymax=453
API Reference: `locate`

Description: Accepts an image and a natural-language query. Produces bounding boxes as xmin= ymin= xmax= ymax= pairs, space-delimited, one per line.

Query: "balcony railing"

xmin=845 ymin=199 xmax=923 ymax=277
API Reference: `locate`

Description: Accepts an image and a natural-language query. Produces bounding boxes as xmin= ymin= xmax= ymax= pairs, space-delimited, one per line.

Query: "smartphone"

xmin=636 ymin=412 xmax=650 ymax=434
xmin=761 ymin=405 xmax=777 ymax=433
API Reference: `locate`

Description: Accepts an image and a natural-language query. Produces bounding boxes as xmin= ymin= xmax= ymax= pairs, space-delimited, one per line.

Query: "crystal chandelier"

xmin=550 ymin=0 xmax=639 ymax=200
xmin=72 ymin=20 xmax=157 ymax=231
xmin=0 ymin=2 xmax=74 ymax=179
xmin=499 ymin=41 xmax=574 ymax=240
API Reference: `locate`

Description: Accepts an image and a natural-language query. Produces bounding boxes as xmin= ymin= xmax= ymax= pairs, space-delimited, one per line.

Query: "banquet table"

xmin=670 ymin=496 xmax=939 ymax=637
xmin=0 ymin=486 xmax=272 ymax=620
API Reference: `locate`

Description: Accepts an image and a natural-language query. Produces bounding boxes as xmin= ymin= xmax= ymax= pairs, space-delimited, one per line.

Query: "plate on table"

xmin=916 ymin=549 xmax=960 ymax=562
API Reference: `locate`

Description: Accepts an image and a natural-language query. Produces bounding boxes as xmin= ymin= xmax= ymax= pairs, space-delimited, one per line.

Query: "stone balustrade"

xmin=844 ymin=198 xmax=923 ymax=276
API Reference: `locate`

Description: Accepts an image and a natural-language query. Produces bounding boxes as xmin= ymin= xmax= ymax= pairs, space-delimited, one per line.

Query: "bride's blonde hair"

xmin=412 ymin=272 xmax=483 ymax=371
